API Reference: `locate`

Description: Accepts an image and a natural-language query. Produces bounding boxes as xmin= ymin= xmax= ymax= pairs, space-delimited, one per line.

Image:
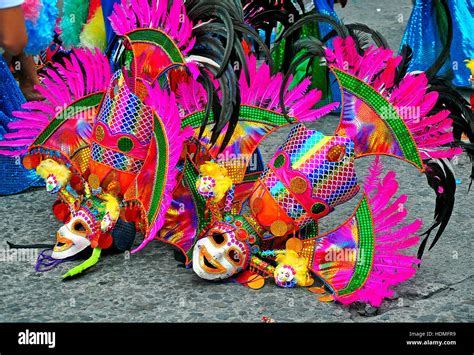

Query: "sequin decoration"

xmin=259 ymin=124 xmax=359 ymax=228
xmin=91 ymin=143 xmax=144 ymax=174
xmin=311 ymin=195 xmax=374 ymax=296
xmin=333 ymin=68 xmax=423 ymax=170
xmin=96 ymin=71 xmax=153 ymax=144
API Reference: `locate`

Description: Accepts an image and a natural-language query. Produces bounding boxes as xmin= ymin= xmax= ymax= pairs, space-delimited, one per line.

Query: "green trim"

xmin=147 ymin=115 xmax=169 ymax=224
xmin=62 ymin=247 xmax=102 ymax=279
xmin=181 ymin=106 xmax=296 ymax=130
xmin=332 ymin=68 xmax=423 ymax=170
xmin=242 ymin=172 xmax=261 ymax=183
xmin=34 ymin=93 xmax=103 ymax=145
xmin=303 ymin=220 xmax=319 ymax=239
xmin=127 ymin=29 xmax=185 ymax=64
xmin=183 ymin=157 xmax=208 ymax=232
xmin=338 ymin=195 xmax=374 ymax=296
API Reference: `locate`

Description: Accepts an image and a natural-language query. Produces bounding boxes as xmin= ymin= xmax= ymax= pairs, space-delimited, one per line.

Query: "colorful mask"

xmin=52 ymin=193 xmax=120 ymax=259
xmin=185 ymin=35 xmax=463 ymax=309
xmin=36 ymin=159 xmax=71 ymax=194
xmin=195 ymin=161 xmax=233 ymax=202
xmin=274 ymin=265 xmax=297 ymax=288
xmin=53 ymin=213 xmax=92 ymax=259
xmin=274 ymin=250 xmax=314 ymax=288
xmin=0 ymin=0 xmax=468 ymax=310
xmin=193 ymin=221 xmax=251 ymax=281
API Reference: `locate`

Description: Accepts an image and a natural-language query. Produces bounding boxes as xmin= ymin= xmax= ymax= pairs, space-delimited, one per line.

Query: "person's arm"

xmin=0 ymin=5 xmax=27 ymax=56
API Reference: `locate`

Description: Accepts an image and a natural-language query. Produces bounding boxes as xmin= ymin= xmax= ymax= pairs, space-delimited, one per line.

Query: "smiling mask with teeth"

xmin=192 ymin=221 xmax=251 ymax=281
xmin=52 ymin=193 xmax=120 ymax=260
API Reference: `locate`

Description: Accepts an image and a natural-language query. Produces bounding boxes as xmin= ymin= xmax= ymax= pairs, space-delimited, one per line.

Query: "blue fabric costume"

xmin=400 ymin=0 xmax=474 ymax=88
xmin=0 ymin=57 xmax=42 ymax=195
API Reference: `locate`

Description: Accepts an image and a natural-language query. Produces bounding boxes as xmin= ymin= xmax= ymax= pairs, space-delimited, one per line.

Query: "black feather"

xmin=418 ymin=158 xmax=456 ymax=260
xmin=186 ymin=0 xmax=268 ymax=147
xmin=394 ymin=45 xmax=413 ymax=86
xmin=279 ymin=37 xmax=325 ymax=119
xmin=347 ymin=23 xmax=389 ymax=52
xmin=426 ymin=0 xmax=452 ymax=79
xmin=277 ymin=13 xmax=350 ymax=43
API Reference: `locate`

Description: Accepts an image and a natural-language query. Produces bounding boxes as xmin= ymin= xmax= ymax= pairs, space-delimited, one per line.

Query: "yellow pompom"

xmin=275 ymin=249 xmax=314 ymax=287
xmin=197 ymin=161 xmax=233 ymax=202
xmin=36 ymin=159 xmax=71 ymax=186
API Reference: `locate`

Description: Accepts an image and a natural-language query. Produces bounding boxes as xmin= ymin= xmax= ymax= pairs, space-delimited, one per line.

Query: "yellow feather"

xmin=465 ymin=59 xmax=474 ymax=76
xmin=198 ymin=161 xmax=233 ymax=202
xmin=101 ymin=193 xmax=120 ymax=220
xmin=36 ymin=159 xmax=71 ymax=186
xmin=80 ymin=7 xmax=107 ymax=51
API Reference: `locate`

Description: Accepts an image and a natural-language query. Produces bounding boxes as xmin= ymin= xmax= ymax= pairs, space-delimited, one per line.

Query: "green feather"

xmin=59 ymin=0 xmax=90 ymax=48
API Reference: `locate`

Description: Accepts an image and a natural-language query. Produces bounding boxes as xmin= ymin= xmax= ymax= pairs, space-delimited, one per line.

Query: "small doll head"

xmin=196 ymin=161 xmax=233 ymax=202
xmin=274 ymin=264 xmax=297 ymax=288
xmin=274 ymin=250 xmax=314 ymax=288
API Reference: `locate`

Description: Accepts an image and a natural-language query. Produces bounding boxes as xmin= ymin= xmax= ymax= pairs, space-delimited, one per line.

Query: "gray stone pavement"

xmin=0 ymin=0 xmax=472 ymax=322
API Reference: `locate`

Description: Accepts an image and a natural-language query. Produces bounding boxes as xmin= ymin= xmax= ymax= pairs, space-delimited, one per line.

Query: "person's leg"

xmin=11 ymin=53 xmax=43 ymax=101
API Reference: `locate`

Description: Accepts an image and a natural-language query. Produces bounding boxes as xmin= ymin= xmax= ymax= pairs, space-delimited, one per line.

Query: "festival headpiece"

xmin=0 ymin=48 xmax=111 ymax=164
xmin=187 ymin=29 xmax=464 ymax=307
xmin=158 ymin=53 xmax=339 ymax=267
xmin=108 ymin=0 xmax=267 ymax=148
xmin=0 ymin=0 xmax=271 ymax=277
xmin=88 ymin=70 xmax=155 ymax=196
xmin=308 ymin=159 xmax=422 ymax=306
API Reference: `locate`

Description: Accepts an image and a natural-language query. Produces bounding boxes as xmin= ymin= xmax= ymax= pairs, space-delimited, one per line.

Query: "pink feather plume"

xmin=108 ymin=0 xmax=195 ymax=55
xmin=0 ymin=48 xmax=111 ymax=156
xmin=131 ymin=85 xmax=193 ymax=253
xmin=326 ymin=36 xmax=461 ymax=161
xmin=334 ymin=170 xmax=422 ymax=307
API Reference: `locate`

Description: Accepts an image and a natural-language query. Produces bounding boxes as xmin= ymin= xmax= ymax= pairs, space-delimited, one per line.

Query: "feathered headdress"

xmin=108 ymin=0 xmax=268 ymax=150
xmin=158 ymin=53 xmax=339 ymax=266
xmin=284 ymin=33 xmax=464 ymax=259
xmin=0 ymin=48 xmax=111 ymax=172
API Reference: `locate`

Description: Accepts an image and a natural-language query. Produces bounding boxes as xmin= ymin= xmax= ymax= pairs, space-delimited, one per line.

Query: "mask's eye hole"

xmin=327 ymin=144 xmax=346 ymax=162
xmin=72 ymin=220 xmax=88 ymax=234
xmin=228 ymin=249 xmax=241 ymax=264
xmin=211 ymin=232 xmax=225 ymax=245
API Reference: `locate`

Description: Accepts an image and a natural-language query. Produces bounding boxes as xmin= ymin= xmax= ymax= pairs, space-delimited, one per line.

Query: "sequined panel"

xmin=262 ymin=124 xmax=359 ymax=211
xmin=311 ymin=195 xmax=374 ymax=296
xmin=70 ymin=147 xmax=91 ymax=174
xmin=91 ymin=143 xmax=144 ymax=174
xmin=260 ymin=170 xmax=309 ymax=223
xmin=97 ymin=71 xmax=153 ymax=144
xmin=283 ymin=124 xmax=359 ymax=207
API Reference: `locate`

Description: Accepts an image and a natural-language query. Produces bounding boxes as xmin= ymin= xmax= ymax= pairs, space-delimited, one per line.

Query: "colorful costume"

xmin=176 ymin=35 xmax=461 ymax=306
xmin=1 ymin=0 xmax=262 ymax=276
xmin=0 ymin=0 xmax=468 ymax=308
xmin=0 ymin=56 xmax=43 ymax=195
